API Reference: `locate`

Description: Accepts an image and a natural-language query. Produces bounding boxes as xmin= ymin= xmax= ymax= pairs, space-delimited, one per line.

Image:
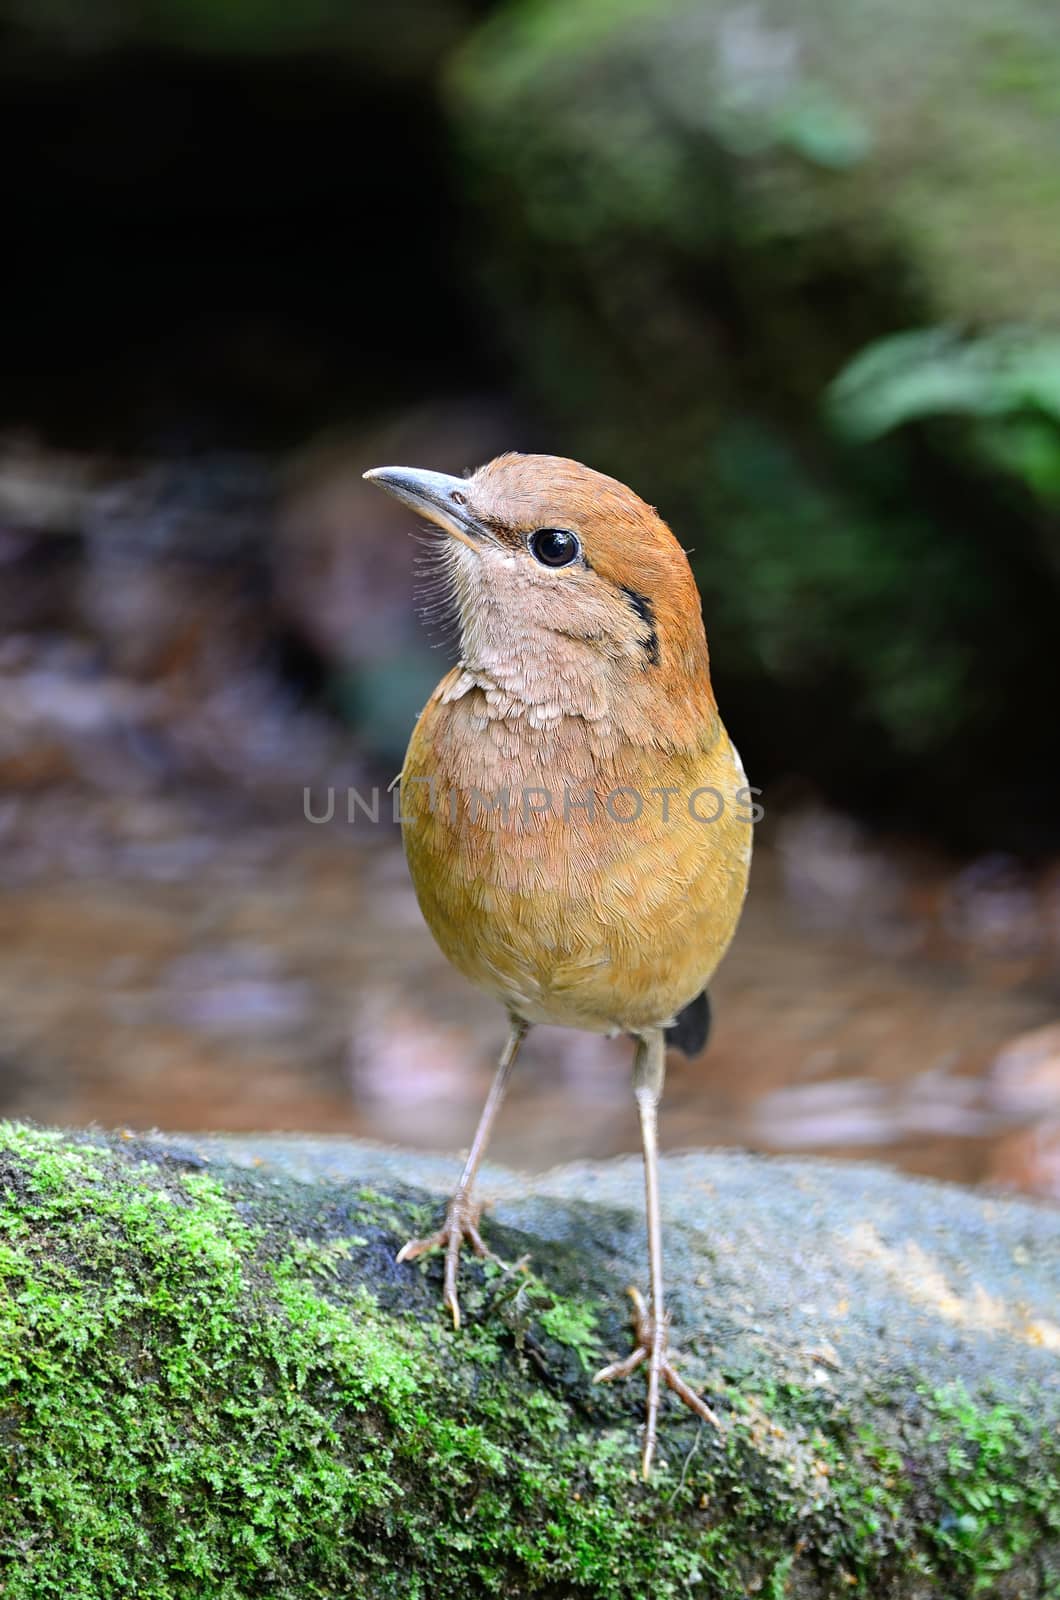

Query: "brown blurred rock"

xmin=987 ymin=1121 xmax=1060 ymax=1202
xmin=0 ymin=439 xmax=95 ymax=532
xmin=275 ymin=399 xmax=522 ymax=760
xmin=80 ymin=456 xmax=274 ymax=683
xmin=276 ymin=399 xmax=519 ymax=666
xmin=0 ymin=437 xmax=96 ymax=634
xmin=0 ymin=639 xmax=163 ymax=794
xmin=0 ymin=443 xmax=362 ymax=802
xmin=988 ymin=1022 xmax=1060 ymax=1119
xmin=0 ymin=736 xmax=72 ymax=790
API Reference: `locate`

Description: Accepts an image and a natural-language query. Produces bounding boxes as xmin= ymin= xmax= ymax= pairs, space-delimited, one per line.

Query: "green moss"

xmin=1 ymin=1123 xmax=1057 ymax=1597
xmin=537 ymin=1296 xmax=600 ymax=1369
xmin=921 ymin=1382 xmax=1060 ymax=1594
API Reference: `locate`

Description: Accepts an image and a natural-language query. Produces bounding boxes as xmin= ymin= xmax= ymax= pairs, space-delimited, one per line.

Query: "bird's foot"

xmin=395 ymin=1190 xmax=500 ymax=1329
xmin=594 ymin=1286 xmax=722 ymax=1477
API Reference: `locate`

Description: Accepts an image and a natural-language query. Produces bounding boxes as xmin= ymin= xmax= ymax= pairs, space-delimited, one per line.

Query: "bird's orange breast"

xmin=400 ymin=668 xmax=752 ymax=1035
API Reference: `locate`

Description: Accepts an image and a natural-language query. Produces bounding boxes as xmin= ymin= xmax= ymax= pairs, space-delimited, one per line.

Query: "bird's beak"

xmin=362 ymin=465 xmax=485 ymax=554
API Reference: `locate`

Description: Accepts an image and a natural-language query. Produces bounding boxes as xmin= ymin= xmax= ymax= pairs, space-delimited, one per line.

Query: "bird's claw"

xmin=396 ymin=1191 xmax=502 ymax=1328
xmin=594 ymin=1286 xmax=722 ymax=1477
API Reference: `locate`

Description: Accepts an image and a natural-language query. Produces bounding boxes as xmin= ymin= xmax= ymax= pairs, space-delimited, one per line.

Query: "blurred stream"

xmin=2 ymin=781 xmax=1058 ymax=1201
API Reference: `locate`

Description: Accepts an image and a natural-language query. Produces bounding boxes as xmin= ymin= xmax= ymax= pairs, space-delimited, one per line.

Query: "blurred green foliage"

xmin=448 ymin=0 xmax=1060 ymax=837
xmin=830 ymin=329 xmax=1060 ymax=504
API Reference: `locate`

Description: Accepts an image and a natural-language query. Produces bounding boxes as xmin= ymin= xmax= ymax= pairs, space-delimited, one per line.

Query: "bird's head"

xmin=363 ymin=452 xmax=712 ymax=727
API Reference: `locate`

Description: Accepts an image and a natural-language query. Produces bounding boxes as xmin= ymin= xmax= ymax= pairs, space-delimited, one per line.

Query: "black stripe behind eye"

xmin=620 ymin=586 xmax=659 ymax=665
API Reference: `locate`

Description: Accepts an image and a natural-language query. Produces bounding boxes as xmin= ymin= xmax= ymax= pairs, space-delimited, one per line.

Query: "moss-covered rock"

xmin=448 ymin=0 xmax=1060 ymax=844
xmin=2 ymin=1121 xmax=1058 ymax=1596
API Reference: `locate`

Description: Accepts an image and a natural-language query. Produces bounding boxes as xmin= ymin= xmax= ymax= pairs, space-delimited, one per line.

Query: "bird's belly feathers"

xmin=400 ymin=681 xmax=752 ymax=1034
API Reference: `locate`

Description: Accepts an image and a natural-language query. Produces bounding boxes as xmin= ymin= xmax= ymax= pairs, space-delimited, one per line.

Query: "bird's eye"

xmin=528 ymin=527 xmax=581 ymax=568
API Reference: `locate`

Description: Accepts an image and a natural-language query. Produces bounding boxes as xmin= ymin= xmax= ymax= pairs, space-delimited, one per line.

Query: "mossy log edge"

xmin=1 ymin=1121 xmax=1058 ymax=1598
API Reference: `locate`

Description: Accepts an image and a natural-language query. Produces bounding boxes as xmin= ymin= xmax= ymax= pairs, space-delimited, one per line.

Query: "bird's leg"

xmin=594 ymin=1028 xmax=722 ymax=1476
xmin=396 ymin=1015 xmax=528 ymax=1328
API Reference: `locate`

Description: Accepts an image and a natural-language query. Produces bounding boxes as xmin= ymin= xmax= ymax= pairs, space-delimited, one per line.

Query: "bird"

xmin=363 ymin=453 xmax=753 ymax=1475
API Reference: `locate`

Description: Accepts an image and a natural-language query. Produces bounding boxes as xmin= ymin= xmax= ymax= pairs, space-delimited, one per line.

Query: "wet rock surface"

xmin=152 ymin=1127 xmax=1060 ymax=1412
